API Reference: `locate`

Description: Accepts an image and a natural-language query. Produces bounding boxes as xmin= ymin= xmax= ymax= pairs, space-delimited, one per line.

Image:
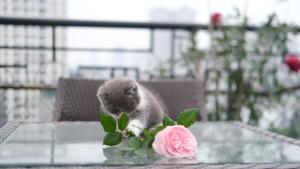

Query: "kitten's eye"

xmin=124 ymin=84 xmax=137 ymax=96
xmin=132 ymin=86 xmax=137 ymax=93
xmin=101 ymin=93 xmax=109 ymax=99
xmin=125 ymin=91 xmax=132 ymax=96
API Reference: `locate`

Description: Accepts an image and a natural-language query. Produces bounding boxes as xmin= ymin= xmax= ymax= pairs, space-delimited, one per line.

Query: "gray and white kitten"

xmin=97 ymin=78 xmax=165 ymax=136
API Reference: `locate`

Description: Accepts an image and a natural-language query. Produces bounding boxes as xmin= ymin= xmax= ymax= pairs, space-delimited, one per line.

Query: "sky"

xmin=66 ymin=0 xmax=300 ymax=24
xmin=64 ymin=0 xmax=300 ymax=73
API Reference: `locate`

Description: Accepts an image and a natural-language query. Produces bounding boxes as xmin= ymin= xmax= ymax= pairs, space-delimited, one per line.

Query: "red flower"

xmin=211 ymin=12 xmax=222 ymax=26
xmin=285 ymin=54 xmax=300 ymax=72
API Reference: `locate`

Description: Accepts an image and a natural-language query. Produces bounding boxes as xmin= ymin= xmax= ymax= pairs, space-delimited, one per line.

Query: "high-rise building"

xmin=149 ymin=7 xmax=196 ymax=77
xmin=0 ymin=0 xmax=67 ymax=122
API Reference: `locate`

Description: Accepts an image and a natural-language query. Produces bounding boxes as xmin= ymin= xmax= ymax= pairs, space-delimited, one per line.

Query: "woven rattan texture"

xmin=52 ymin=78 xmax=207 ymax=121
xmin=0 ymin=121 xmax=20 ymax=143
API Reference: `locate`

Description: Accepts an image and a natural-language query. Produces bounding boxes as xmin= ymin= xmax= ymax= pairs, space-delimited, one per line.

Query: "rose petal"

xmin=153 ymin=125 xmax=198 ymax=158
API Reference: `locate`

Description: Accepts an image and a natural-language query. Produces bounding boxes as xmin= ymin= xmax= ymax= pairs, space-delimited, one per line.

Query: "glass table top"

xmin=1 ymin=122 xmax=300 ymax=167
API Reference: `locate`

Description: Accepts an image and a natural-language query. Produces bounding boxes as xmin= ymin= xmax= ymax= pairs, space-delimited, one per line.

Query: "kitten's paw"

xmin=126 ymin=119 xmax=145 ymax=136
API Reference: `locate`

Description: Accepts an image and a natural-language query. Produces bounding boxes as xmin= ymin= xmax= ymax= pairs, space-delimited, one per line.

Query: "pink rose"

xmin=152 ymin=125 xmax=198 ymax=158
xmin=285 ymin=54 xmax=300 ymax=72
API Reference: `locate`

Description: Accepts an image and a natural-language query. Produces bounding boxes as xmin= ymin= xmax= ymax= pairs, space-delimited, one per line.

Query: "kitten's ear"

xmin=97 ymin=86 xmax=107 ymax=101
xmin=96 ymin=87 xmax=102 ymax=100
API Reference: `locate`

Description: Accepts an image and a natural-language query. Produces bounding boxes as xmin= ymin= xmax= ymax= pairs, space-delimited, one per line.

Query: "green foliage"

xmin=142 ymin=129 xmax=155 ymax=148
xmin=118 ymin=112 xmax=129 ymax=131
xmin=99 ymin=109 xmax=198 ymax=150
xmin=176 ymin=108 xmax=198 ymax=127
xmin=100 ymin=114 xmax=116 ymax=132
xmin=103 ymin=132 xmax=122 ymax=146
xmin=133 ymin=149 xmax=147 ymax=156
xmin=172 ymin=10 xmax=300 ymax=134
xmin=128 ymin=136 xmax=143 ymax=149
xmin=208 ymin=13 xmax=295 ymax=124
xmin=151 ymin=125 xmax=165 ymax=135
xmin=179 ymin=31 xmax=205 ymax=79
xmin=270 ymin=111 xmax=300 ymax=139
xmin=141 ymin=7 xmax=300 ymax=140
xmin=125 ymin=130 xmax=135 ymax=137
xmin=162 ymin=116 xmax=175 ymax=126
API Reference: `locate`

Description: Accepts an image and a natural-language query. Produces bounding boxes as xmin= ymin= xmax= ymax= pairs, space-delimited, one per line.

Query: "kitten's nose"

xmin=114 ymin=108 xmax=122 ymax=116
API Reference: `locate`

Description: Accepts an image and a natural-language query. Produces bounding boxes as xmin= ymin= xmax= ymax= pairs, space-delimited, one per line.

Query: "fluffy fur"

xmin=97 ymin=78 xmax=165 ymax=135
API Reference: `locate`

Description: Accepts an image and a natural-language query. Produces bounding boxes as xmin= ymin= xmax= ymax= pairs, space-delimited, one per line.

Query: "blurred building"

xmin=149 ymin=7 xmax=196 ymax=77
xmin=0 ymin=0 xmax=67 ymax=122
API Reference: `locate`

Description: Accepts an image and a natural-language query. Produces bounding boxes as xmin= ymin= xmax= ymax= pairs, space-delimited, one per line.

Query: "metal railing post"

xmin=135 ymin=68 xmax=140 ymax=80
xmin=170 ymin=30 xmax=176 ymax=78
xmin=149 ymin=29 xmax=154 ymax=52
xmin=51 ymin=26 xmax=56 ymax=62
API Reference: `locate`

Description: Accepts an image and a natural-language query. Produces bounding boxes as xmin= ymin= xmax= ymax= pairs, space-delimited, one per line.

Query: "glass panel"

xmin=1 ymin=122 xmax=300 ymax=167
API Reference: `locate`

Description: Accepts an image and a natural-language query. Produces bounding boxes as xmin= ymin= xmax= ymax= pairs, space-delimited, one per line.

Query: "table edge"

xmin=232 ymin=122 xmax=300 ymax=147
xmin=0 ymin=121 xmax=20 ymax=143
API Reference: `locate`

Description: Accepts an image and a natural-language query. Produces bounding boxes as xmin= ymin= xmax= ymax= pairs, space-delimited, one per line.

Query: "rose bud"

xmin=211 ymin=12 xmax=222 ymax=26
xmin=285 ymin=54 xmax=300 ymax=72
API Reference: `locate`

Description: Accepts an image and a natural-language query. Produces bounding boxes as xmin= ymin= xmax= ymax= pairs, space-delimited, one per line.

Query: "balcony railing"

xmin=1 ymin=17 xmax=300 ymax=122
xmin=1 ymin=16 xmax=290 ymax=82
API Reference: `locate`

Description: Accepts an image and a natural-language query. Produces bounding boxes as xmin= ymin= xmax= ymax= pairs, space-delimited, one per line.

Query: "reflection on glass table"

xmin=0 ymin=122 xmax=300 ymax=167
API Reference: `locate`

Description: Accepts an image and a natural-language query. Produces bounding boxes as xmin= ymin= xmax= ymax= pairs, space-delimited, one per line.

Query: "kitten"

xmin=97 ymin=78 xmax=165 ymax=136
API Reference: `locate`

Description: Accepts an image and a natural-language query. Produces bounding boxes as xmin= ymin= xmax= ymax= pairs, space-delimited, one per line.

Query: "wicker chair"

xmin=52 ymin=78 xmax=207 ymax=121
xmin=0 ymin=113 xmax=7 ymax=128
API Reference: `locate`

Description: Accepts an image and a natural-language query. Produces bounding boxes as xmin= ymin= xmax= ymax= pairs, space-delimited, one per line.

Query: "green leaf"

xmin=142 ymin=136 xmax=154 ymax=148
xmin=103 ymin=132 xmax=122 ymax=146
xmin=144 ymin=138 xmax=154 ymax=148
xmin=125 ymin=130 xmax=135 ymax=137
xmin=162 ymin=116 xmax=176 ymax=126
xmin=143 ymin=129 xmax=154 ymax=138
xmin=118 ymin=112 xmax=129 ymax=131
xmin=142 ymin=129 xmax=154 ymax=148
xmin=100 ymin=114 xmax=117 ymax=132
xmin=134 ymin=149 xmax=147 ymax=156
xmin=152 ymin=125 xmax=165 ymax=135
xmin=176 ymin=108 xmax=198 ymax=128
xmin=128 ymin=136 xmax=142 ymax=149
